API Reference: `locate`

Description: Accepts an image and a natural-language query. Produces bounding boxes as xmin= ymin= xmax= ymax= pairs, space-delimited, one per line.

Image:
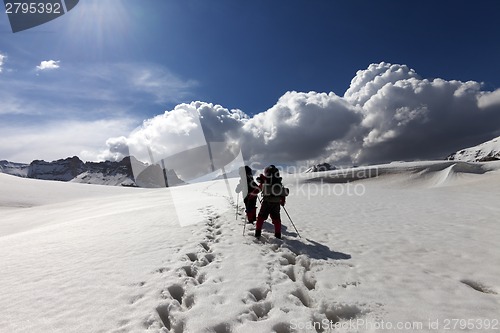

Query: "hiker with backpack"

xmin=255 ymin=165 xmax=288 ymax=239
xmin=235 ymin=166 xmax=260 ymax=224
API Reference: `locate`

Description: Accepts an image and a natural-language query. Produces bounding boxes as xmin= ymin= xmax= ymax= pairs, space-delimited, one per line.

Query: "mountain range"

xmin=2 ymin=135 xmax=499 ymax=186
xmin=0 ymin=156 xmax=184 ymax=188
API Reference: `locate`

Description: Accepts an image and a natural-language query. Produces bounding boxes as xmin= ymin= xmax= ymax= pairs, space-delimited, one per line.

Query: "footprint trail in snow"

xmin=132 ymin=185 xmax=373 ymax=333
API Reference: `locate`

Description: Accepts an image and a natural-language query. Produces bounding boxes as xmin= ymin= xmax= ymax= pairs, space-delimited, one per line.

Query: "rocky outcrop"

xmin=0 ymin=160 xmax=30 ymax=177
xmin=304 ymin=162 xmax=337 ymax=173
xmin=28 ymin=156 xmax=85 ymax=181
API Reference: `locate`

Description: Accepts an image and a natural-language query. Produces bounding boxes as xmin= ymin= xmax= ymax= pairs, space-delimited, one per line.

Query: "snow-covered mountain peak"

xmin=447 ymin=136 xmax=500 ymax=162
xmin=304 ymin=162 xmax=336 ymax=173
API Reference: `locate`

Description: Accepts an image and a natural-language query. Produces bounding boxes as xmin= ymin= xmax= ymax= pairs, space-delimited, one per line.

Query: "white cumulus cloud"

xmin=0 ymin=53 xmax=5 ymax=73
xmin=345 ymin=62 xmax=420 ymax=107
xmin=36 ymin=60 xmax=61 ymax=71
xmin=97 ymin=62 xmax=500 ymax=167
xmin=96 ymin=102 xmax=247 ymax=180
xmin=478 ymin=89 xmax=500 ymax=109
xmin=241 ymin=91 xmax=361 ymax=164
xmin=346 ymin=63 xmax=500 ymax=163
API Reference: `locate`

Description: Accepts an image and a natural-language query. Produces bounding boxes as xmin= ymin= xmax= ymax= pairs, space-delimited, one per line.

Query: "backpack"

xmin=261 ymin=165 xmax=289 ymax=198
xmin=262 ymin=182 xmax=289 ymax=197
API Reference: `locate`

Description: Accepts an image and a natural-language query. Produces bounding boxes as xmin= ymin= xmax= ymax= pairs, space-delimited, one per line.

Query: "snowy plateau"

xmin=1 ymin=160 xmax=500 ymax=333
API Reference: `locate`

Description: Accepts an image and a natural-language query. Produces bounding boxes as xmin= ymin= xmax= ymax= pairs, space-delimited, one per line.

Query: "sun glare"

xmin=62 ymin=0 xmax=133 ymax=58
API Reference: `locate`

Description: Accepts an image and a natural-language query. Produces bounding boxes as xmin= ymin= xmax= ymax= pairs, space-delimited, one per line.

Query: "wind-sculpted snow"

xmin=1 ymin=161 xmax=500 ymax=332
xmin=297 ymin=160 xmax=495 ymax=187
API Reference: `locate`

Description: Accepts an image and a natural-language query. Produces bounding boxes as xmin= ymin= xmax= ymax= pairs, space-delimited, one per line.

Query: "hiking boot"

xmin=255 ymin=229 xmax=261 ymax=238
xmin=274 ymin=232 xmax=281 ymax=239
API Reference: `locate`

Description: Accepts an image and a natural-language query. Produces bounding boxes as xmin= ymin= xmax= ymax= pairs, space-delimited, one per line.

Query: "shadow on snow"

xmin=261 ymin=224 xmax=352 ymax=261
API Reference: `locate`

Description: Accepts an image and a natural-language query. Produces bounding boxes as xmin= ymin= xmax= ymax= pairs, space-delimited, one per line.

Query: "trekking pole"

xmin=242 ymin=215 xmax=247 ymax=235
xmin=235 ymin=192 xmax=239 ymax=220
xmin=283 ymin=206 xmax=301 ymax=238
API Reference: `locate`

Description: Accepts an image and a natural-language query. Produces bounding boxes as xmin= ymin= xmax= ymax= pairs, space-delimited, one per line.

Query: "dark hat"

xmin=264 ymin=165 xmax=279 ymax=177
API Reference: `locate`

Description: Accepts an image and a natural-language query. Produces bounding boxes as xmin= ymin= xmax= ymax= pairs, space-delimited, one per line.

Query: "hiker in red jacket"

xmin=235 ymin=166 xmax=260 ymax=224
xmin=255 ymin=165 xmax=287 ymax=239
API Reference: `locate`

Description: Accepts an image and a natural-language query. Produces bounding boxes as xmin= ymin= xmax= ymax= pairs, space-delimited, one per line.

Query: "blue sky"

xmin=1 ymin=0 xmax=500 ymax=164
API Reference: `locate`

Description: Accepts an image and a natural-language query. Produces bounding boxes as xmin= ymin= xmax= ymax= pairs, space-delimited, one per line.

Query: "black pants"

xmin=243 ymin=196 xmax=257 ymax=211
xmin=257 ymin=201 xmax=281 ymax=221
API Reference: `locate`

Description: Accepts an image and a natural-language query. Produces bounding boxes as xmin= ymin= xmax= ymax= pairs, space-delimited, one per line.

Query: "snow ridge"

xmin=447 ymin=135 xmax=500 ymax=162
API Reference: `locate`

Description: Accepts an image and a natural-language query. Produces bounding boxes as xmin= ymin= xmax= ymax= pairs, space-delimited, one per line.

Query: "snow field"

xmin=1 ymin=161 xmax=499 ymax=332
